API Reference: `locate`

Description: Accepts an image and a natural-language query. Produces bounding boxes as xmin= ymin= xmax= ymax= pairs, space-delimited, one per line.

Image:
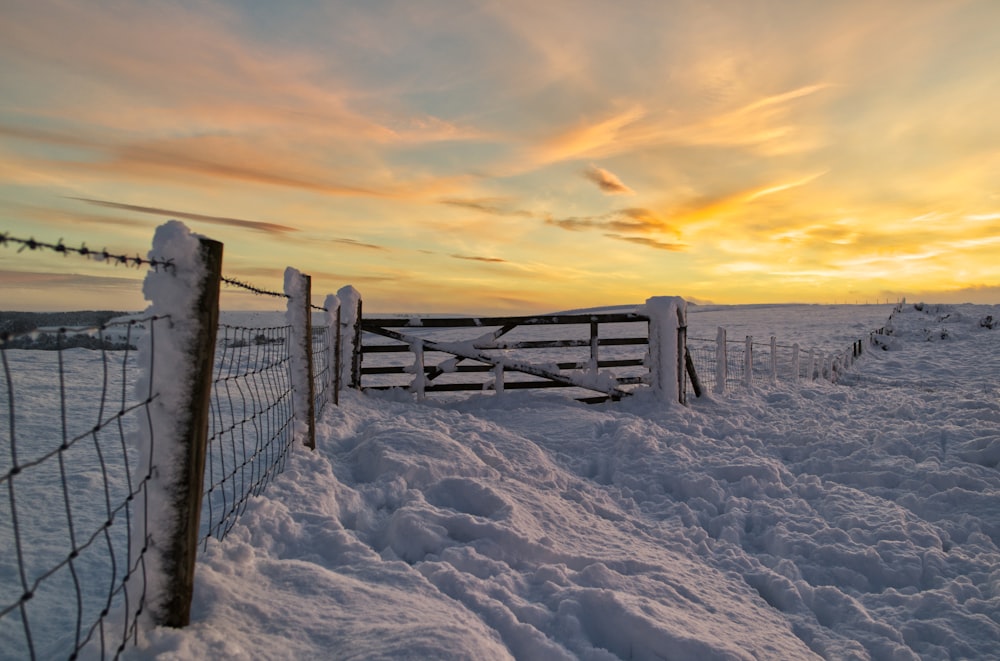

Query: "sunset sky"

xmin=2 ymin=0 xmax=999 ymax=313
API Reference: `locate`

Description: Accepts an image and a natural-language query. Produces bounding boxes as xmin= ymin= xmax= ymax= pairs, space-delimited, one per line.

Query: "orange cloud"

xmin=584 ymin=165 xmax=635 ymax=195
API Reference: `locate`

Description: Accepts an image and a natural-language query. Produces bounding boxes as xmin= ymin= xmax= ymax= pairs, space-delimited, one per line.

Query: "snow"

xmin=641 ymin=296 xmax=686 ymax=404
xmin=4 ymin=292 xmax=999 ymax=660
xmin=128 ymin=300 xmax=999 ymax=659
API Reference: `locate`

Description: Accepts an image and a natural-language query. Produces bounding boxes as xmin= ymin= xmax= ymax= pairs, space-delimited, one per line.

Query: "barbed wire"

xmin=4 ymin=230 xmax=334 ymax=312
xmin=219 ymin=276 xmax=330 ymax=312
xmin=220 ymin=276 xmax=289 ymax=299
xmin=1 ymin=232 xmax=174 ymax=271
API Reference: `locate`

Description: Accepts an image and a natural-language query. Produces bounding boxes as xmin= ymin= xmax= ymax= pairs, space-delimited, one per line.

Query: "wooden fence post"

xmin=323 ymin=294 xmax=341 ymax=407
xmin=644 ymin=296 xmax=686 ymax=405
xmin=792 ymin=343 xmax=800 ymax=380
xmin=302 ymin=275 xmax=316 ymax=450
xmin=285 ymin=269 xmax=315 ymax=450
xmin=677 ymin=306 xmax=688 ymax=405
xmin=744 ymin=336 xmax=753 ymax=388
xmin=334 ymin=286 xmax=362 ymax=390
xmin=160 ymin=236 xmax=222 ymax=628
xmin=351 ymin=298 xmax=363 ymax=389
xmin=715 ymin=327 xmax=727 ymax=395
xmin=769 ymin=336 xmax=777 ymax=383
xmin=589 ymin=320 xmax=599 ymax=374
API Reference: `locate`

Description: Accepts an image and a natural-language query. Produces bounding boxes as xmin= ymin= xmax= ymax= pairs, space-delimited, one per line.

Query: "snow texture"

xmin=14 ymin=297 xmax=998 ymax=660
xmin=131 ymin=220 xmax=208 ymax=622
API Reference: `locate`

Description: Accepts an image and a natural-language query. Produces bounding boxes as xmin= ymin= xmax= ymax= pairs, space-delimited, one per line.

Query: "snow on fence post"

xmin=133 ymin=221 xmax=221 ymax=628
xmin=323 ymin=294 xmax=341 ymax=406
xmin=769 ymin=336 xmax=778 ymax=384
xmin=715 ymin=326 xmax=727 ymax=395
xmin=409 ymin=341 xmax=426 ymax=399
xmin=493 ymin=364 xmax=505 ymax=396
xmin=791 ymin=343 xmax=800 ymax=380
xmin=808 ymin=348 xmax=816 ymax=380
xmin=744 ymin=336 xmax=754 ymax=388
xmin=644 ymin=296 xmax=687 ymax=404
xmin=337 ymin=285 xmax=362 ymax=390
xmin=285 ymin=268 xmax=315 ymax=450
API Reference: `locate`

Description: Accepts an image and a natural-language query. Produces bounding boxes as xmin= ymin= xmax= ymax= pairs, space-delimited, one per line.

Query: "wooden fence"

xmin=351 ymin=297 xmax=693 ymax=405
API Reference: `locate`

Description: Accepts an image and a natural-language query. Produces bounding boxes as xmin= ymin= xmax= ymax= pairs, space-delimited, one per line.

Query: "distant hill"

xmin=0 ymin=311 xmax=135 ymax=350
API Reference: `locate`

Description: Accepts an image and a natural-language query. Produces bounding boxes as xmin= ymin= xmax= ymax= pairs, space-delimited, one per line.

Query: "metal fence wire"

xmin=200 ymin=324 xmax=295 ymax=548
xmin=311 ymin=324 xmax=333 ymax=417
xmin=0 ymin=318 xmax=164 ymax=661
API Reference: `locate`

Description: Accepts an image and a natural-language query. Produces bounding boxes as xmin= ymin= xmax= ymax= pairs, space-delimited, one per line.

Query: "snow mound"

xmin=135 ymin=303 xmax=1000 ymax=660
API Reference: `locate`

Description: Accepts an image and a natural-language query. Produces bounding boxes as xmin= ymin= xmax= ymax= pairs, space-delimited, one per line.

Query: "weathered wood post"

xmin=135 ymin=221 xmax=221 ymax=629
xmin=323 ymin=294 xmax=341 ymax=406
xmin=744 ymin=336 xmax=753 ymax=388
xmin=589 ymin=320 xmax=600 ymax=375
xmin=791 ymin=343 xmax=800 ymax=380
xmin=285 ymin=268 xmax=315 ymax=450
xmin=715 ymin=327 xmax=727 ymax=395
xmin=769 ymin=336 xmax=778 ymax=383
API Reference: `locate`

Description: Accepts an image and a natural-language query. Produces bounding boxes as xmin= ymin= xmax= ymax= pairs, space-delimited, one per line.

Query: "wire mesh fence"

xmin=0 ymin=224 xmax=346 ymax=656
xmin=201 ymin=324 xmax=295 ymax=548
xmin=0 ymin=318 xmax=164 ymax=661
xmin=311 ymin=324 xmax=334 ymax=416
xmin=686 ymin=332 xmax=866 ymax=397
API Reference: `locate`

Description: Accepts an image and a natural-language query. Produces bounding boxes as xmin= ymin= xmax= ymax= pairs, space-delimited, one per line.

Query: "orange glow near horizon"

xmin=2 ymin=0 xmax=999 ymax=313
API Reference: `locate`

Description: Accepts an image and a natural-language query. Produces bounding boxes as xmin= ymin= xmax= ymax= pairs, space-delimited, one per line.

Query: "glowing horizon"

xmin=2 ymin=0 xmax=999 ymax=313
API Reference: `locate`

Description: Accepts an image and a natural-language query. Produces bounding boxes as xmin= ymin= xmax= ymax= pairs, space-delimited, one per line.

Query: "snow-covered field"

xmin=3 ymin=302 xmax=999 ymax=659
xmin=131 ymin=301 xmax=998 ymax=660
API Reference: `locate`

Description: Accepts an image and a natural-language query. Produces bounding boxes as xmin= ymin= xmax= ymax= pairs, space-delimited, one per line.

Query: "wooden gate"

xmin=358 ymin=312 xmax=651 ymax=403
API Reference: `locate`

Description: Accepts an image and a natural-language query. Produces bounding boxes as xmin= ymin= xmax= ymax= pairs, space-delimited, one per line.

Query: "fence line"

xmin=1 ymin=223 xmax=345 ymax=658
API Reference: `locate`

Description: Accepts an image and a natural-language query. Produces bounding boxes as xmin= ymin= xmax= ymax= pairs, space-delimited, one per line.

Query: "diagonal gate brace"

xmin=365 ymin=326 xmax=632 ymax=400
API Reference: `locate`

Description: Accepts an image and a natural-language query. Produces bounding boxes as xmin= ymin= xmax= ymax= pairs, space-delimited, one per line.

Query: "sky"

xmin=2 ymin=0 xmax=1000 ymax=313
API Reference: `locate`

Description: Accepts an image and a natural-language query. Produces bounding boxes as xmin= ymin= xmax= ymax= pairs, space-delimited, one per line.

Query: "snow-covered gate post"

xmin=715 ymin=326 xmax=727 ymax=395
xmin=323 ymin=294 xmax=341 ymax=406
xmin=134 ymin=221 xmax=221 ymax=628
xmin=337 ymin=285 xmax=363 ymax=390
xmin=645 ymin=296 xmax=687 ymax=405
xmin=285 ymin=268 xmax=315 ymax=450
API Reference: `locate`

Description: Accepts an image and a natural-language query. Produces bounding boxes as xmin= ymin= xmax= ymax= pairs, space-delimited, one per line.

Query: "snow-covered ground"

xmin=122 ymin=301 xmax=999 ymax=660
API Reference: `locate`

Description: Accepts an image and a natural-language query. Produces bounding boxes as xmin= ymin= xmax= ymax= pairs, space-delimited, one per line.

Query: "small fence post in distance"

xmin=744 ymin=336 xmax=753 ymax=388
xmin=715 ymin=327 xmax=727 ymax=395
xmin=769 ymin=336 xmax=777 ymax=384
xmin=136 ymin=222 xmax=222 ymax=629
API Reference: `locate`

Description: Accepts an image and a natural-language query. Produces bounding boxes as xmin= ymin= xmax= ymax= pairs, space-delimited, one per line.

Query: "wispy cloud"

xmin=545 ymin=208 xmax=675 ymax=234
xmin=439 ymin=197 xmax=534 ymax=217
xmin=71 ymin=198 xmax=299 ymax=235
xmin=604 ymin=234 xmax=687 ymax=251
xmin=743 ymin=170 xmax=829 ymax=202
xmin=583 ymin=165 xmax=634 ymax=195
xmin=450 ymin=254 xmax=508 ymax=263
xmin=332 ymin=238 xmax=387 ymax=251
